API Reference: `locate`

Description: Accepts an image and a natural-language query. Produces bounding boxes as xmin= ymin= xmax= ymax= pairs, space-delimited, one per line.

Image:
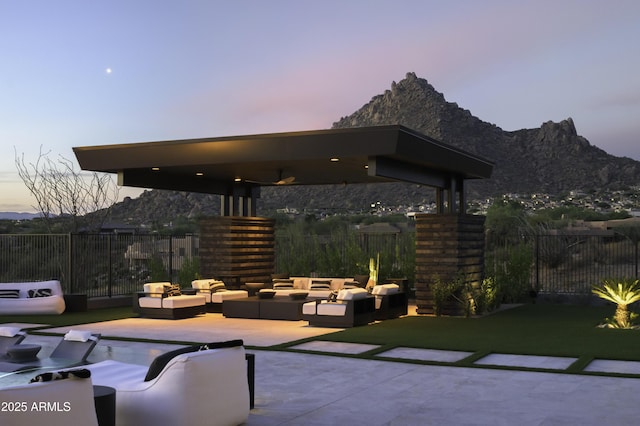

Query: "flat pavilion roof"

xmin=73 ymin=125 xmax=493 ymax=195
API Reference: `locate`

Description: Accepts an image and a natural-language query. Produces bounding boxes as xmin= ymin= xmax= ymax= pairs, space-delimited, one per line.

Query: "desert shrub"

xmin=486 ymin=242 xmax=533 ymax=303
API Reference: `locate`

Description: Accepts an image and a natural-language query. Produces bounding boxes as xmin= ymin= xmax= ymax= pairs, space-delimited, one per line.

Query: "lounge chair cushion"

xmin=64 ymin=329 xmax=94 ymax=342
xmin=0 ymin=326 xmax=22 ymax=337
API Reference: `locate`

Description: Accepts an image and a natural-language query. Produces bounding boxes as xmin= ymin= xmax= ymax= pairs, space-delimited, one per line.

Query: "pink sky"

xmin=1 ymin=0 xmax=639 ymax=212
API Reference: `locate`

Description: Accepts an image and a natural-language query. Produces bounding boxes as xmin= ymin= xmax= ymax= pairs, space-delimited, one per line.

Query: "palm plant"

xmin=592 ymin=278 xmax=640 ymax=328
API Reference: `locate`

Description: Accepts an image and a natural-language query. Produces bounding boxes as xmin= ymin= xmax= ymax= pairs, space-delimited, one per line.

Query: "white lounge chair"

xmin=85 ymin=339 xmax=250 ymax=426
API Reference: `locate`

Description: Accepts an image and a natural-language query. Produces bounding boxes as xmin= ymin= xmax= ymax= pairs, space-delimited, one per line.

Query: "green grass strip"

xmin=313 ymin=304 xmax=640 ymax=361
xmin=0 ymin=307 xmax=136 ymax=329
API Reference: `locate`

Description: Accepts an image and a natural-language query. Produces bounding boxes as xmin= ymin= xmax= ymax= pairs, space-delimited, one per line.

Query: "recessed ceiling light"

xmin=330 ymin=157 xmax=339 ymax=162
xmin=234 ymin=177 xmax=242 ymax=182
xmin=151 ymin=167 xmax=160 ymax=171
xmin=196 ymin=172 xmax=204 ymax=176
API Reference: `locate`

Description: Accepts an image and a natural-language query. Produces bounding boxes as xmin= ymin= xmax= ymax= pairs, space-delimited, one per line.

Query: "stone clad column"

xmin=199 ymin=217 xmax=275 ymax=287
xmin=414 ymin=214 xmax=486 ymax=315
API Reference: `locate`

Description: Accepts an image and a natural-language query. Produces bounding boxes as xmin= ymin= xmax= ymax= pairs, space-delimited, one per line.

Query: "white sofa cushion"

xmin=317 ymin=301 xmax=348 ymax=316
xmin=191 ymin=279 xmax=224 ymax=290
xmin=372 ymin=283 xmax=400 ymax=295
xmin=302 ymin=301 xmax=317 ymax=315
xmin=210 ymin=290 xmax=248 ymax=303
xmin=138 ymin=295 xmax=205 ymax=309
xmin=143 ymin=282 xmax=171 ymax=297
xmin=337 ymin=287 xmax=369 ymax=301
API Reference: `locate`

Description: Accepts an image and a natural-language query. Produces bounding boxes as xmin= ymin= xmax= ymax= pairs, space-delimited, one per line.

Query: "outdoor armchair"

xmin=85 ymin=339 xmax=251 ymax=426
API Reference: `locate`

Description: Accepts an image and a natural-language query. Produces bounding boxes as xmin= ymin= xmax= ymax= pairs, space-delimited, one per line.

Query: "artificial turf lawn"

xmin=0 ymin=307 xmax=135 ymax=329
xmin=4 ymin=303 xmax=640 ymax=363
xmin=314 ymin=303 xmax=640 ymax=362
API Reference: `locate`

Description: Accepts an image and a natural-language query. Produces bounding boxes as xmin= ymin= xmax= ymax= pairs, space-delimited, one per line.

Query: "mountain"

xmin=332 ymin=72 xmax=640 ymax=197
xmin=0 ymin=212 xmax=42 ymax=220
xmin=103 ymin=72 xmax=640 ymax=223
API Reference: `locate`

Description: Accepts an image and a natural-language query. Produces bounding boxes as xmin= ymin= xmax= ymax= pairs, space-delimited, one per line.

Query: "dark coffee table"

xmin=259 ymin=297 xmax=310 ymax=320
xmin=222 ymin=296 xmax=313 ymax=320
xmin=223 ymin=297 xmax=261 ymax=319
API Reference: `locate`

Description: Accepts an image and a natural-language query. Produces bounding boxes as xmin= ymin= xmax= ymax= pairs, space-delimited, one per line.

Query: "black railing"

xmin=0 ymin=232 xmax=637 ymax=299
xmin=533 ymin=233 xmax=640 ymax=294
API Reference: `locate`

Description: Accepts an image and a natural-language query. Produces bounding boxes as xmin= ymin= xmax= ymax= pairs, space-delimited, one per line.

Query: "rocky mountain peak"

xmin=103 ymin=73 xmax=640 ymax=223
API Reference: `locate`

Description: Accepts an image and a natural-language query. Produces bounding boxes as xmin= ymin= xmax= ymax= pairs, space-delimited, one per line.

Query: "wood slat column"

xmin=414 ymin=214 xmax=486 ymax=315
xmin=199 ymin=217 xmax=275 ymax=287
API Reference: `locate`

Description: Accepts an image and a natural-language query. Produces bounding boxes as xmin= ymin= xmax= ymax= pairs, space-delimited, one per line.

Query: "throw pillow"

xmin=273 ymin=279 xmax=294 ymax=289
xmin=144 ymin=339 xmax=244 ymax=382
xmin=163 ymin=284 xmax=181 ymax=297
xmin=209 ymin=282 xmax=227 ymax=293
xmin=0 ymin=289 xmax=20 ymax=299
xmin=28 ymin=288 xmax=52 ymax=298
xmin=354 ymin=275 xmax=370 ymax=287
xmin=327 ymin=290 xmax=339 ymax=302
xmin=30 ymin=368 xmax=91 ymax=383
xmin=310 ymin=280 xmax=331 ymax=290
xmin=271 ymin=273 xmax=289 ymax=280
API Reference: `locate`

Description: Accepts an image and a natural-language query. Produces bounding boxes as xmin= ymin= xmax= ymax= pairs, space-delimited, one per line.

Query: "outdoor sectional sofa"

xmin=0 ymin=280 xmax=66 ymax=315
xmin=302 ymin=287 xmax=376 ymax=327
xmin=372 ymin=283 xmax=409 ymax=320
xmin=189 ymin=278 xmax=249 ymax=312
xmin=268 ymin=276 xmax=366 ymax=298
xmin=134 ymin=282 xmax=206 ymax=319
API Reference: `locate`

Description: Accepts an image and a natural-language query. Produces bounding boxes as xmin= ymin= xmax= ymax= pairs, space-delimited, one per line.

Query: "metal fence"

xmin=0 ymin=232 xmax=638 ymax=299
xmin=0 ymin=234 xmax=199 ymax=298
xmin=533 ymin=233 xmax=640 ymax=294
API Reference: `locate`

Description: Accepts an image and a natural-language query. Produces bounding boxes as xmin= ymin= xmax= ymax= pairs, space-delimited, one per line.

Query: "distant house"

xmin=99 ymin=223 xmax=140 ymax=234
xmin=124 ymin=235 xmax=199 ymax=272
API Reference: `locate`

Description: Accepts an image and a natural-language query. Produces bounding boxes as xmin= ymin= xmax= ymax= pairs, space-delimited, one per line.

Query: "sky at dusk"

xmin=1 ymin=0 xmax=639 ymax=212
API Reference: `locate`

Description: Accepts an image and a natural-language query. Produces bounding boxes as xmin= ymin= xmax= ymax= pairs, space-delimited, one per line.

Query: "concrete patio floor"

xmin=4 ymin=309 xmax=640 ymax=425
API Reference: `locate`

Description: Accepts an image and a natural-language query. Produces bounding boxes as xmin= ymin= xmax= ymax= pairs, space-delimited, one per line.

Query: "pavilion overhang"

xmin=74 ymin=125 xmax=493 ymax=215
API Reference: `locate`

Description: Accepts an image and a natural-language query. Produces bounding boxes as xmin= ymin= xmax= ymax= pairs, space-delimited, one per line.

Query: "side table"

xmin=244 ymin=282 xmax=265 ymax=296
xmin=7 ymin=344 xmax=41 ymax=361
xmin=93 ymin=385 xmax=116 ymax=426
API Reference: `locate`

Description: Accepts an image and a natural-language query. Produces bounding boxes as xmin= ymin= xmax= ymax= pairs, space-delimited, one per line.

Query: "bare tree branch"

xmin=15 ymin=146 xmax=120 ymax=233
